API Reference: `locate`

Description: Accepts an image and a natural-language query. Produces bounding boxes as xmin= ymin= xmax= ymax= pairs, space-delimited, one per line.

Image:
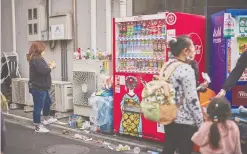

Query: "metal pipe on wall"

xmin=61 ymin=41 xmax=68 ymax=81
xmin=120 ymin=0 xmax=127 ymax=17
xmin=106 ymin=0 xmax=112 ymax=54
xmin=11 ymin=0 xmax=16 ymax=53
xmin=61 ymin=41 xmax=64 ymax=81
xmin=72 ymin=0 xmax=78 ymax=51
xmin=126 ymin=0 xmax=133 ymax=16
xmin=91 ymin=0 xmax=97 ymax=50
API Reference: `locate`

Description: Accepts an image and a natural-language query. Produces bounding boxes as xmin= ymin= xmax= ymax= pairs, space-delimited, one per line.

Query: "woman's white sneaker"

xmin=42 ymin=117 xmax=57 ymax=125
xmin=35 ymin=125 xmax=49 ymax=133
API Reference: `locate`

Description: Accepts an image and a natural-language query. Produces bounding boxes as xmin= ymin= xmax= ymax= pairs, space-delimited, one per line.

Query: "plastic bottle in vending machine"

xmin=157 ymin=40 xmax=162 ymax=53
xmin=142 ymin=21 xmax=148 ymax=36
xmin=149 ymin=60 xmax=154 ymax=72
xmin=154 ymin=60 xmax=158 ymax=72
xmin=158 ymin=60 xmax=163 ymax=70
xmin=126 ymin=41 xmax=130 ymax=52
xmin=122 ymin=22 xmax=127 ymax=38
xmin=161 ymin=39 xmax=166 ymax=54
xmin=120 ymin=59 xmax=124 ymax=70
xmin=131 ymin=41 xmax=135 ymax=56
xmin=148 ymin=40 xmax=153 ymax=57
xmin=162 ymin=23 xmax=166 ymax=37
xmin=124 ymin=59 xmax=128 ymax=71
xmin=153 ymin=40 xmax=157 ymax=52
xmin=130 ymin=40 xmax=134 ymax=53
xmin=224 ymin=13 xmax=235 ymax=37
xmin=137 ymin=21 xmax=142 ymax=38
xmin=147 ymin=21 xmax=152 ymax=36
xmin=137 ymin=40 xmax=141 ymax=52
xmin=133 ymin=22 xmax=138 ymax=38
xmin=118 ymin=23 xmax=123 ymax=38
xmin=130 ymin=22 xmax=134 ymax=38
xmin=126 ymin=22 xmax=131 ymax=38
xmin=123 ymin=41 xmax=127 ymax=56
xmin=119 ymin=41 xmax=123 ymax=52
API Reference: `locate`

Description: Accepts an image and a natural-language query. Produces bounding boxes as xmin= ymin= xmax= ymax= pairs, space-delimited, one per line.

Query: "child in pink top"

xmin=191 ymin=97 xmax=242 ymax=154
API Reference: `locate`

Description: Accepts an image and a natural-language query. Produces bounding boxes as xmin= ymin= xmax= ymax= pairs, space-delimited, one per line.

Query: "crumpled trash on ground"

xmin=72 ymin=133 xmax=92 ymax=142
xmin=80 ymin=121 xmax=91 ymax=130
xmin=116 ymin=144 xmax=131 ymax=152
xmin=102 ymin=141 xmax=115 ymax=150
xmin=68 ymin=115 xmax=84 ymax=128
xmin=73 ymin=134 xmax=83 ymax=139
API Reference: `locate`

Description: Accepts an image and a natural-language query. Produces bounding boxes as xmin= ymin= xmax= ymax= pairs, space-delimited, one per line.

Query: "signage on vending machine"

xmin=232 ymin=85 xmax=247 ymax=106
xmin=189 ymin=33 xmax=203 ymax=63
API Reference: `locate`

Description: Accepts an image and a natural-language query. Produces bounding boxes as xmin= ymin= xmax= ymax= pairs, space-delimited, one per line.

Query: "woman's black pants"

xmin=162 ymin=123 xmax=197 ymax=154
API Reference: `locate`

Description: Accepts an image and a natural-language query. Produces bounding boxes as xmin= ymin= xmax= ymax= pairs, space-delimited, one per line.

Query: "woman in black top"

xmin=27 ymin=42 xmax=57 ymax=133
xmin=216 ymin=51 xmax=247 ymax=97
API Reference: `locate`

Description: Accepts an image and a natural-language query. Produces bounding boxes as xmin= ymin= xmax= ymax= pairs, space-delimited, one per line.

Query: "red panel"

xmin=167 ymin=12 xmax=206 ymax=82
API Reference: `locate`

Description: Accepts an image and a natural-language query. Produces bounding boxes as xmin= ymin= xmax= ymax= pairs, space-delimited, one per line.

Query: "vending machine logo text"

xmin=213 ymin=27 xmax=222 ymax=44
xmin=238 ymin=91 xmax=247 ymax=98
xmin=188 ymin=33 xmax=203 ymax=63
xmin=232 ymin=85 xmax=247 ymax=106
xmin=195 ymin=45 xmax=202 ymax=54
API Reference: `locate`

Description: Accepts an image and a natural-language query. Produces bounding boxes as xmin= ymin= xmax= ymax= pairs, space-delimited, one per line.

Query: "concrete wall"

xmin=1 ymin=0 xmax=13 ymax=54
xmin=1 ymin=0 xmax=127 ymax=81
xmin=1 ymin=0 xmax=208 ymax=82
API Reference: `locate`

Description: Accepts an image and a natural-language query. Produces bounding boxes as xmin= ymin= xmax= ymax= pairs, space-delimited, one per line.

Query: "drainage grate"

xmin=41 ymin=144 xmax=90 ymax=154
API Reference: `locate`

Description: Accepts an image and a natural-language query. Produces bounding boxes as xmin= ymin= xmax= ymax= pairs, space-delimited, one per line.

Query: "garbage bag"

xmin=88 ymin=93 xmax=113 ymax=127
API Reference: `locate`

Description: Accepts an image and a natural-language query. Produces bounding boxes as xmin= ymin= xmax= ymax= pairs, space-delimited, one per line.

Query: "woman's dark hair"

xmin=168 ymin=35 xmax=192 ymax=57
xmin=207 ymin=97 xmax=232 ymax=149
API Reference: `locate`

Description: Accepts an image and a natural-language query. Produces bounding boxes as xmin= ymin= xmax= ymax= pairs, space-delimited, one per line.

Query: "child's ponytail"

xmin=209 ymin=121 xmax=220 ymax=149
xmin=207 ymin=97 xmax=232 ymax=150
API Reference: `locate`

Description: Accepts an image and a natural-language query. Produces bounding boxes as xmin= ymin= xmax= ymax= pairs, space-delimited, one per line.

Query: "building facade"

xmin=1 ymin=0 xmax=247 ymax=81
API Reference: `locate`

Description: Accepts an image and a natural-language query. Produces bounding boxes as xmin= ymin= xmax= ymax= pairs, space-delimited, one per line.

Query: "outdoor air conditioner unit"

xmin=11 ymin=78 xmax=22 ymax=104
xmin=11 ymin=78 xmax=73 ymax=114
xmin=72 ymin=60 xmax=112 ymax=117
xmin=50 ymin=81 xmax=73 ymax=113
xmin=11 ymin=78 xmax=33 ymax=106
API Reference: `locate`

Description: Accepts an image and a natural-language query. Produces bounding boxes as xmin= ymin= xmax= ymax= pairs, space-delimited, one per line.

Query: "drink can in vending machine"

xmin=152 ymin=20 xmax=158 ymax=37
xmin=157 ymin=20 xmax=163 ymax=37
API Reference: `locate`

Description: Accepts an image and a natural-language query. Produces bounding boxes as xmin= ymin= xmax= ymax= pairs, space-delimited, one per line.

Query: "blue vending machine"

xmin=210 ymin=9 xmax=247 ymax=108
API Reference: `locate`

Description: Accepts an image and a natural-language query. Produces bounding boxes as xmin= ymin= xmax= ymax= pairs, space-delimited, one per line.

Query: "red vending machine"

xmin=113 ymin=12 xmax=206 ymax=142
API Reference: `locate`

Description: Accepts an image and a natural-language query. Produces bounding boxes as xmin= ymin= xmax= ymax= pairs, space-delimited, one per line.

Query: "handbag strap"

xmin=159 ymin=60 xmax=183 ymax=81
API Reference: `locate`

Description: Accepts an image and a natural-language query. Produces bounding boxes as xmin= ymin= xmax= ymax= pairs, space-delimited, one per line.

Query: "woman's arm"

xmin=223 ymin=51 xmax=247 ymax=91
xmin=191 ymin=122 xmax=210 ymax=146
xmin=181 ymin=65 xmax=203 ymax=128
xmin=32 ymin=58 xmax=53 ymax=75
